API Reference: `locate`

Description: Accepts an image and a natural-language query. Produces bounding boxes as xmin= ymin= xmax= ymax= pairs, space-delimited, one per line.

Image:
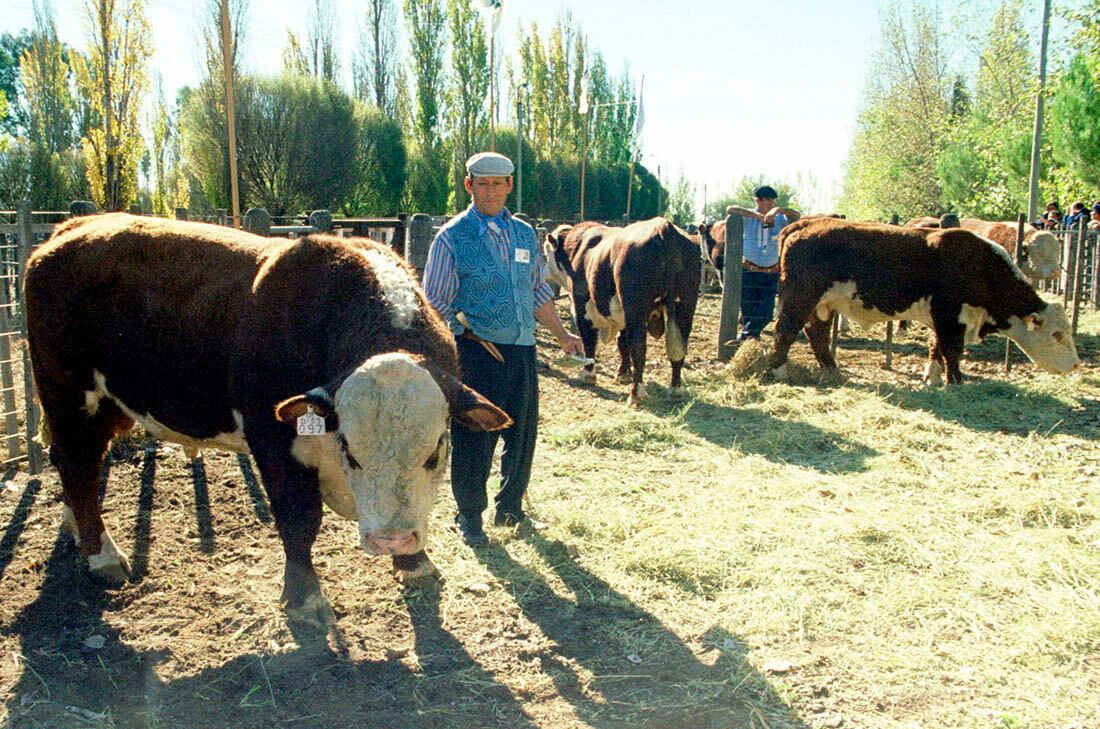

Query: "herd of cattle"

xmin=22 ymin=211 xmax=1082 ymax=626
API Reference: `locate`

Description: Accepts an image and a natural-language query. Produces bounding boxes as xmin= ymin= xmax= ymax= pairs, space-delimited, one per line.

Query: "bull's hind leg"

xmin=667 ymin=298 xmax=696 ymax=392
xmin=805 ymin=314 xmax=838 ymax=370
xmin=923 ymin=335 xmax=947 ymax=386
xmin=574 ymin=294 xmax=599 ymax=385
xmin=615 ymin=330 xmax=632 ymax=383
xmin=770 ymin=290 xmax=818 ymax=382
xmin=624 ymin=322 xmax=649 ymax=407
xmin=45 ymin=394 xmax=135 ymax=584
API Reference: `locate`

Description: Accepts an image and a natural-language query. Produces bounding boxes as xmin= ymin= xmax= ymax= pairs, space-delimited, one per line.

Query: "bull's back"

xmin=26 ymin=214 xmax=264 ymax=435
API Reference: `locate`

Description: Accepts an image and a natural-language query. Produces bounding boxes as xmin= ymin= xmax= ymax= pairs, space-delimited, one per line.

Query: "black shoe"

xmin=453 ymin=513 xmax=489 ymax=546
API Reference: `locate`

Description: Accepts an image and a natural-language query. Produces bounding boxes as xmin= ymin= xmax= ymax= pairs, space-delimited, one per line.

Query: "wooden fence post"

xmin=308 ymin=210 xmax=333 ymax=233
xmin=16 ymin=200 xmax=43 ymax=474
xmin=1071 ymin=218 xmax=1086 ymax=336
xmin=404 ymin=213 xmax=433 ymax=275
xmin=1091 ymin=231 xmax=1099 ymax=309
xmin=175 ymin=207 xmax=189 ymax=221
xmin=717 ymin=213 xmax=743 ymax=361
xmin=217 ymin=208 xmax=228 ymax=226
xmin=1006 ymin=213 xmax=1027 ymax=374
xmin=242 ymin=208 xmax=271 ymax=236
xmin=128 ymin=204 xmax=142 ymax=215
xmin=68 ymin=200 xmax=96 ymax=217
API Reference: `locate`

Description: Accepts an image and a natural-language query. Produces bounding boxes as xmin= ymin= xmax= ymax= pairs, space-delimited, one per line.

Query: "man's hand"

xmin=557 ymin=332 xmax=585 ymax=357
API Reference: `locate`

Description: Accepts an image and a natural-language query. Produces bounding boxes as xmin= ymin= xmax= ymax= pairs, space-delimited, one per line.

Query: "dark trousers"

xmin=739 ymin=268 xmax=780 ymax=339
xmin=450 ymin=337 xmax=538 ymax=521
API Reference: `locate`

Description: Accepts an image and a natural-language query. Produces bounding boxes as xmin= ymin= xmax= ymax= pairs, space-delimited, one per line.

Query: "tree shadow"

xmin=0 ymin=477 xmax=41 ymax=582
xmin=538 ymin=361 xmax=623 ymax=402
xmin=236 ymin=454 xmax=272 ymax=524
xmin=642 ymin=393 xmax=878 ymax=474
xmin=848 ymin=380 xmax=1100 ymax=439
xmin=129 ymin=445 xmax=157 ymax=579
xmin=473 ymin=529 xmax=809 ymax=729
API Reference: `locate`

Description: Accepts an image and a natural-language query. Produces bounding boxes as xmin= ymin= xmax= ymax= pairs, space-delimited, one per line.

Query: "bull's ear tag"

xmin=297 ymin=406 xmax=326 ymax=436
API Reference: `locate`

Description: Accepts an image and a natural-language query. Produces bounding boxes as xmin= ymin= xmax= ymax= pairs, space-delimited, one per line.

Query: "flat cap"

xmin=1093 ymin=202 xmax=1100 ymax=214
xmin=466 ymin=151 xmax=514 ymax=177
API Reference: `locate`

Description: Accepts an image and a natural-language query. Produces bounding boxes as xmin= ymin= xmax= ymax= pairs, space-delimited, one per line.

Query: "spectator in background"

xmin=1041 ymin=202 xmax=1062 ymax=230
xmin=1089 ymin=203 xmax=1100 ymax=231
xmin=1064 ymin=201 xmax=1088 ymax=229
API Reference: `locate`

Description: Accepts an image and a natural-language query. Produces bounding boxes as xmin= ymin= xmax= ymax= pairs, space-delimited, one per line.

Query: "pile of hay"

xmin=726 ymin=336 xmax=842 ymax=386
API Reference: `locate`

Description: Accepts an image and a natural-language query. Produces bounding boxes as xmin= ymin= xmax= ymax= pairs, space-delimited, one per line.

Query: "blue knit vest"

xmin=446 ymin=208 xmax=538 ymax=346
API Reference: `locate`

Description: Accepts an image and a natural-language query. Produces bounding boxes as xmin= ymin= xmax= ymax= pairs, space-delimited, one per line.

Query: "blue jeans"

xmin=739 ymin=268 xmax=779 ymax=340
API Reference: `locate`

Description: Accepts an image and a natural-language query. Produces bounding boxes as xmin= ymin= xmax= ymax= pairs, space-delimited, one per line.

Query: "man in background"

xmin=725 ymin=186 xmax=801 ymax=341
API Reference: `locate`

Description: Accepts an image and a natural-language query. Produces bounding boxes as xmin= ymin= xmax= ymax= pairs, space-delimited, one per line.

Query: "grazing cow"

xmin=26 ymin=213 xmax=510 ymax=628
xmin=905 ymin=217 xmax=1061 ymax=280
xmin=770 ymin=217 xmax=1080 ymax=384
xmin=542 ymin=218 xmax=700 ymax=406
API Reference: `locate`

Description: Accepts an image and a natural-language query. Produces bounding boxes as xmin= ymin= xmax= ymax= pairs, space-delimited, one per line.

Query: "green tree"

xmin=446 ymin=0 xmax=488 ymax=209
xmin=352 ymin=0 xmax=398 ymax=115
xmin=1051 ymin=54 xmax=1100 ymax=193
xmin=705 ymin=175 xmax=800 ymax=220
xmin=0 ymin=31 xmax=32 ymax=137
xmin=345 ymin=103 xmax=407 ymax=214
xmin=20 ymin=1 xmax=74 ymax=154
xmin=838 ymin=2 xmax=952 ymax=221
xmin=665 ymin=170 xmax=696 ymax=226
xmin=72 ymin=0 xmax=153 ymax=210
xmin=404 ymin=0 xmax=448 ymax=212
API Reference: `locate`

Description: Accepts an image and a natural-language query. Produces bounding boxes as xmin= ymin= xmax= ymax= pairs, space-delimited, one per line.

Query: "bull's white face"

xmin=1022 ymin=232 xmax=1061 ymax=280
xmin=291 ymin=353 xmax=448 ymax=556
xmin=1007 ymin=303 xmax=1080 ymax=374
xmin=542 ymin=230 xmax=572 ymax=289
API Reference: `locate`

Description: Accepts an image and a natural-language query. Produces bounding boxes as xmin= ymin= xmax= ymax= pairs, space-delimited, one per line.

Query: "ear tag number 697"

xmin=297 ymin=405 xmax=326 ymax=436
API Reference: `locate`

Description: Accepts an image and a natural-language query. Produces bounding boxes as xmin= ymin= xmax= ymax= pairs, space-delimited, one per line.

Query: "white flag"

xmin=471 ymin=0 xmax=504 ymax=33
xmin=579 ymin=75 xmax=590 ymax=115
xmin=633 ymin=76 xmax=645 ymax=138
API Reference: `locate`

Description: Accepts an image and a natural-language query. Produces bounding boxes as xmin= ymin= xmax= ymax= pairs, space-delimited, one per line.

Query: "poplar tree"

xmin=446 ymin=0 xmax=488 ymax=207
xmin=73 ymin=0 xmax=153 ymax=210
xmin=353 ymin=0 xmax=398 ymax=115
xmin=404 ymin=0 xmax=448 ymax=212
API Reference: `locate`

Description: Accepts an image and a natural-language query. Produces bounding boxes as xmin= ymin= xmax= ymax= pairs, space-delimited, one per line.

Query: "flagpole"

xmin=580 ymin=113 xmax=589 ymax=220
xmin=489 ymin=30 xmax=495 ymax=151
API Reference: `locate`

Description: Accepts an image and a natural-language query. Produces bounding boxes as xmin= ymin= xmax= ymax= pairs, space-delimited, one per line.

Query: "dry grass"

xmin=0 ymin=294 xmax=1097 ymax=728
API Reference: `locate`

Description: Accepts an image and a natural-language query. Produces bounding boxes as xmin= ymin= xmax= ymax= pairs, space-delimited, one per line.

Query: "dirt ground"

xmin=0 ymin=292 xmax=1095 ymax=729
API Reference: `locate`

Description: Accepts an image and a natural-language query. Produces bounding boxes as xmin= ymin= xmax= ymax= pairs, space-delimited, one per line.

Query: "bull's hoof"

xmin=770 ymin=364 xmax=789 ymax=382
xmin=87 ymin=531 xmax=132 ymax=584
xmin=627 ymin=383 xmax=647 ymax=407
xmin=666 ymin=385 xmax=687 ymax=400
xmin=615 ymin=372 xmax=633 ymax=384
xmin=922 ymin=361 xmax=944 ymax=387
xmin=580 ymin=371 xmax=597 ymax=385
xmin=394 ymin=558 xmax=443 ymax=590
xmin=89 ymin=557 xmax=132 ymax=585
xmin=285 ymin=590 xmax=336 ymax=631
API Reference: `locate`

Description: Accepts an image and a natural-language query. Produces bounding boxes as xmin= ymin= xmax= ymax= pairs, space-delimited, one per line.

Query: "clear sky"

xmin=0 ymin=0 xmax=1065 ymax=213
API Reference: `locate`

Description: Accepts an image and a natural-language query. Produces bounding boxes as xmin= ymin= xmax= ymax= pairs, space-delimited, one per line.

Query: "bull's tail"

xmin=665 ymin=301 xmax=687 ymax=362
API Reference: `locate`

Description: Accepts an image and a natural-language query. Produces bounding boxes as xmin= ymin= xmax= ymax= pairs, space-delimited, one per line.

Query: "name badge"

xmin=515 ymin=248 xmax=530 ymax=264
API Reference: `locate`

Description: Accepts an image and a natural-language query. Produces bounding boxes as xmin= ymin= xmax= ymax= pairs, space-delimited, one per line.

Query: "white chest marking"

xmin=87 ymin=371 xmax=250 ymax=454
xmin=363 ymin=248 xmax=420 ymax=329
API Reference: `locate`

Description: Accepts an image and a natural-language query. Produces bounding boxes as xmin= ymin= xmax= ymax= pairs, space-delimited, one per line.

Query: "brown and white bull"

xmin=905 ymin=216 xmax=1061 ymax=280
xmin=770 ymin=217 xmax=1080 ymax=384
xmin=25 ymin=213 xmax=510 ymax=628
xmin=543 ymin=218 xmax=700 ymax=406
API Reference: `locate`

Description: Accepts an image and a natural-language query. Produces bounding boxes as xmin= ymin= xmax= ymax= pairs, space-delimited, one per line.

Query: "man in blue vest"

xmin=725 ymin=185 xmax=801 ymax=341
xmin=423 ymin=152 xmax=584 ymax=546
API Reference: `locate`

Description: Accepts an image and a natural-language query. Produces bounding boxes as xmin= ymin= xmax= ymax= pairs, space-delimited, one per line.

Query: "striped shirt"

xmin=422 ymin=206 xmax=554 ymax=325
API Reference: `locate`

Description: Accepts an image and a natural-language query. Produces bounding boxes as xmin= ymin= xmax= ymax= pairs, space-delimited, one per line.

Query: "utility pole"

xmin=220 ymin=0 xmax=241 ymax=228
xmin=489 ymin=32 xmax=495 ymax=151
xmin=1026 ymin=0 xmax=1052 ymax=224
xmin=516 ymin=84 xmax=526 ymax=213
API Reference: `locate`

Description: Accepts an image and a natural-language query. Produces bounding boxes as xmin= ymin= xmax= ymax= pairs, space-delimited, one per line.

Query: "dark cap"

xmin=753 ymin=185 xmax=778 ymax=200
xmin=1092 ymin=203 xmax=1100 ymax=214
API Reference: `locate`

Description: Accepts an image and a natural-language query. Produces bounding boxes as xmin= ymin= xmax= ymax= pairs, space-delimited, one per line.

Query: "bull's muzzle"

xmin=363 ymin=530 xmax=419 ymax=555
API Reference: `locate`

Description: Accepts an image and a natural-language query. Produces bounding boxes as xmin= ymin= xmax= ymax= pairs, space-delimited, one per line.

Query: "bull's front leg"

xmin=392 ymin=550 xmax=441 ymax=589
xmin=804 ymin=313 xmax=838 ymax=370
xmin=252 ymin=446 xmax=335 ymax=630
xmin=615 ymin=330 xmax=632 ymax=383
xmin=923 ymin=334 xmax=946 ymax=386
xmin=930 ymin=301 xmax=967 ymax=385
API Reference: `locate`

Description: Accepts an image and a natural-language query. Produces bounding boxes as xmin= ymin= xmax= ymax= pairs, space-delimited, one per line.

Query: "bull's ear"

xmin=542 ymin=233 xmax=558 ymax=258
xmin=419 ymin=361 xmax=512 ymax=432
xmin=275 ymin=387 xmax=340 ymax=430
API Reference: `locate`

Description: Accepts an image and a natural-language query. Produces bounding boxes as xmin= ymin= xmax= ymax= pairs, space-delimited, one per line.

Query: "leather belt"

xmin=742 ymin=260 xmax=779 ymax=274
